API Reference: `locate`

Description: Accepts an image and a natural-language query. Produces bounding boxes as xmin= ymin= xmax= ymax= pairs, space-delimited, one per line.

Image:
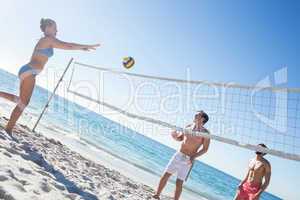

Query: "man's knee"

xmin=163 ymin=172 xmax=172 ymax=178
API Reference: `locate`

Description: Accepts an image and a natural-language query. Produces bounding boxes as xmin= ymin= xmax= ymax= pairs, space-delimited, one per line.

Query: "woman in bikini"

xmin=0 ymin=18 xmax=100 ymax=137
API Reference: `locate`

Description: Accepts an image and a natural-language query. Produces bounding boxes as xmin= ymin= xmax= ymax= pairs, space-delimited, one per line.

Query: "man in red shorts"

xmin=234 ymin=144 xmax=272 ymax=200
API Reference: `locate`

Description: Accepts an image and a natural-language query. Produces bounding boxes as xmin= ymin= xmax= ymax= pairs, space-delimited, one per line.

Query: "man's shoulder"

xmin=196 ymin=128 xmax=210 ymax=141
xmin=201 ymin=127 xmax=210 ymax=134
xmin=262 ymin=158 xmax=271 ymax=168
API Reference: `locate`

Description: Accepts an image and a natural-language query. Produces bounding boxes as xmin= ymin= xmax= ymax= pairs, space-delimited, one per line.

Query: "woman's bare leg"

xmin=0 ymin=91 xmax=19 ymax=103
xmin=5 ymin=74 xmax=35 ymax=134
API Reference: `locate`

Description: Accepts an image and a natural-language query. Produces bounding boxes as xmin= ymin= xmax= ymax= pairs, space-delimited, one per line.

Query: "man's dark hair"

xmin=256 ymin=143 xmax=268 ymax=155
xmin=198 ymin=110 xmax=209 ymax=124
xmin=258 ymin=143 xmax=267 ymax=148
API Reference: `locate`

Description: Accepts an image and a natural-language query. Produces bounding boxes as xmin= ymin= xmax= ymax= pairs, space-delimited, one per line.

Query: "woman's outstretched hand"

xmin=82 ymin=44 xmax=100 ymax=51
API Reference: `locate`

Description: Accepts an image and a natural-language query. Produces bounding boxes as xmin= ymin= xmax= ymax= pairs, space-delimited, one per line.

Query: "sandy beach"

xmin=0 ymin=116 xmax=172 ymax=200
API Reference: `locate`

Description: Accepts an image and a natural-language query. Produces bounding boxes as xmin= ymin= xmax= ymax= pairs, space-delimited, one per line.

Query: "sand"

xmin=0 ymin=116 xmax=172 ymax=200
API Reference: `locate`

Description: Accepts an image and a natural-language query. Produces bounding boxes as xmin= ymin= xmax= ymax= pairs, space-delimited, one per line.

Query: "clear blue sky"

xmin=0 ymin=0 xmax=299 ymax=199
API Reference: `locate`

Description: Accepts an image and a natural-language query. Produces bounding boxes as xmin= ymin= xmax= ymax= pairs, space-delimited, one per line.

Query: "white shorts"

xmin=164 ymin=152 xmax=193 ymax=181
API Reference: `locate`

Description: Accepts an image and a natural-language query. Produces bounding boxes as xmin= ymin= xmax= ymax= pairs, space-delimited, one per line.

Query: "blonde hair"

xmin=40 ymin=18 xmax=56 ymax=32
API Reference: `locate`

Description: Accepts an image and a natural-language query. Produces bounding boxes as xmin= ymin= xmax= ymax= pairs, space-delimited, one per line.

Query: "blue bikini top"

xmin=35 ymin=48 xmax=54 ymax=58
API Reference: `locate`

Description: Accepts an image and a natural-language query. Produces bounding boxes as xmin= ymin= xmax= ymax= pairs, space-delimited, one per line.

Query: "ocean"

xmin=0 ymin=68 xmax=281 ymax=200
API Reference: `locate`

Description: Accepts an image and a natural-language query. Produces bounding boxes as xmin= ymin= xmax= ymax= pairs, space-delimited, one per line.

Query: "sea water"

xmin=0 ymin=68 xmax=281 ymax=200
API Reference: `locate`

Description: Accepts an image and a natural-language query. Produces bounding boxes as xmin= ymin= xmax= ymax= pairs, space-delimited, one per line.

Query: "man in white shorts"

xmin=153 ymin=111 xmax=210 ymax=200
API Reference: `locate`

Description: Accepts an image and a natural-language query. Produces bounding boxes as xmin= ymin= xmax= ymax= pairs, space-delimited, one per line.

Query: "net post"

xmin=32 ymin=58 xmax=74 ymax=132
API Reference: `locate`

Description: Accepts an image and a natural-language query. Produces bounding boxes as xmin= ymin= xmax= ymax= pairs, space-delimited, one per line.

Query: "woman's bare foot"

xmin=4 ymin=128 xmax=19 ymax=142
xmin=152 ymin=194 xmax=160 ymax=199
xmin=4 ymin=128 xmax=12 ymax=136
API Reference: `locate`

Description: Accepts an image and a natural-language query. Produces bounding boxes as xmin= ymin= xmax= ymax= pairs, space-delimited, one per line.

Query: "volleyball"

xmin=123 ymin=56 xmax=135 ymax=69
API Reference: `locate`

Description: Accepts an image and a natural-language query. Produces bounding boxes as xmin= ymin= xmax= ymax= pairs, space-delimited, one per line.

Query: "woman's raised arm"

xmin=49 ymin=37 xmax=100 ymax=51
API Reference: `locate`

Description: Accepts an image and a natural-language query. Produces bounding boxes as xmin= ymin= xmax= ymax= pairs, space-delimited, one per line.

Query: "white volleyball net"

xmin=67 ymin=61 xmax=300 ymax=161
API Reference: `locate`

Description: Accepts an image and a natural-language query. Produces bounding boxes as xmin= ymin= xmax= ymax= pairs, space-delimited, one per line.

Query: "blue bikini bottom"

xmin=18 ymin=64 xmax=41 ymax=78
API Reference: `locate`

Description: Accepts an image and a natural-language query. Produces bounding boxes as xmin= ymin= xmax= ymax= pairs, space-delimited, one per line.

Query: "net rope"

xmin=67 ymin=61 xmax=300 ymax=161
